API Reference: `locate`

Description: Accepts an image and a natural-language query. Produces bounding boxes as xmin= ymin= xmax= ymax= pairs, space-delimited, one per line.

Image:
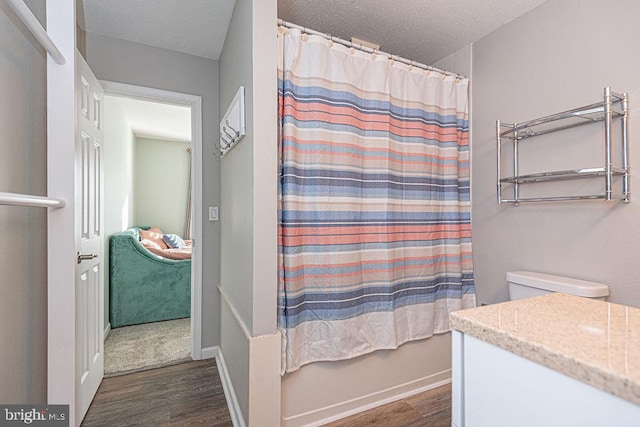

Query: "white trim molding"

xmin=283 ymin=370 xmax=452 ymax=427
xmin=201 ymin=346 xmax=218 ymax=360
xmin=218 ymin=284 xmax=252 ymax=339
xmin=216 ymin=350 xmax=247 ymax=427
xmin=99 ymin=81 xmax=205 ymax=360
xmin=218 ymin=288 xmax=282 ymax=426
xmin=103 ymin=323 xmax=111 ymax=341
xmin=46 ymin=1 xmax=77 ymax=424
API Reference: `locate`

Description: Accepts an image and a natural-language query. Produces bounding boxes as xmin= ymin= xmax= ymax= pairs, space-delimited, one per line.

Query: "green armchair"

xmin=109 ymin=227 xmax=191 ymax=328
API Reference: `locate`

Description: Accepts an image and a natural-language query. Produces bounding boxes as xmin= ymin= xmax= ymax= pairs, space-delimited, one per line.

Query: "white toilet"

xmin=507 ymin=271 xmax=609 ymax=301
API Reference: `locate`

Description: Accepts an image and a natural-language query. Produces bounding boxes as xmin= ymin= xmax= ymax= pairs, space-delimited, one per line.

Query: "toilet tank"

xmin=507 ymin=271 xmax=609 ymax=300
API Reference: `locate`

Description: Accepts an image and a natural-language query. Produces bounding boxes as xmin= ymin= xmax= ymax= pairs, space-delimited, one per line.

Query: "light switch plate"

xmin=209 ymin=206 xmax=219 ymax=221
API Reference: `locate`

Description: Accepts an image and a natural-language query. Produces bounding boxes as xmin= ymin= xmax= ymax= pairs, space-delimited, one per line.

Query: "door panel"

xmin=75 ymin=52 xmax=104 ymax=422
xmin=93 ymin=142 xmax=101 ymax=236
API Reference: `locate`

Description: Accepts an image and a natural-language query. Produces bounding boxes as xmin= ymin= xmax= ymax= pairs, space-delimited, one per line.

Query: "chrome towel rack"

xmin=497 ymin=87 xmax=629 ymax=205
xmin=1 ymin=0 xmax=67 ymax=209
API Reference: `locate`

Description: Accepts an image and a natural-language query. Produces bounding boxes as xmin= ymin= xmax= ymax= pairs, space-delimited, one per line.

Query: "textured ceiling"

xmin=109 ymin=96 xmax=192 ymax=143
xmin=278 ymin=0 xmax=548 ymax=65
xmin=79 ymin=0 xmax=548 ymax=66
xmin=80 ymin=0 xmax=236 ymax=60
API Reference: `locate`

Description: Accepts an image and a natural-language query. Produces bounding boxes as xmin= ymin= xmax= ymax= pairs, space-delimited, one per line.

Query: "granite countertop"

xmin=450 ymin=293 xmax=640 ymax=406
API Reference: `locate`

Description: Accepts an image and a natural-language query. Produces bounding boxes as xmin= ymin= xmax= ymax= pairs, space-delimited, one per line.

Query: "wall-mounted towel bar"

xmin=1 ymin=2 xmax=66 ymax=207
xmin=0 ymin=192 xmax=66 ymax=208
xmin=6 ymin=0 xmax=66 ymax=65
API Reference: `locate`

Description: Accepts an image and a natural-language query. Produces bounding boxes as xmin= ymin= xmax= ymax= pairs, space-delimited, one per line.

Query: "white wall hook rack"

xmin=220 ymin=86 xmax=246 ymax=157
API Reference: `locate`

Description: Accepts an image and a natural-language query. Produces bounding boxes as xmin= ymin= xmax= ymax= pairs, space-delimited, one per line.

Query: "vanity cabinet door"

xmin=452 ymin=333 xmax=640 ymax=427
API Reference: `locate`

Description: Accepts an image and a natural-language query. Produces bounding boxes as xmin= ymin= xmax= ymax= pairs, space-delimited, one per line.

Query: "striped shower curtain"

xmin=278 ymin=27 xmax=476 ymax=373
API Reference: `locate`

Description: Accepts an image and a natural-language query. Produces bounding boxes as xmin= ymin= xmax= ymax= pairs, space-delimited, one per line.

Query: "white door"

xmin=46 ymin=3 xmax=104 ymax=425
xmin=75 ymin=52 xmax=105 ymax=421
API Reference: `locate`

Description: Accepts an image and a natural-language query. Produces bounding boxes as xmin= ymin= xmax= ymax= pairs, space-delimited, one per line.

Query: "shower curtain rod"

xmin=277 ymin=19 xmax=467 ymax=79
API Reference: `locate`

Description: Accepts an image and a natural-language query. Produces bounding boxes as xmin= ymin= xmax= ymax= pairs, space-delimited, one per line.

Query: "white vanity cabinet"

xmin=452 ymin=331 xmax=639 ymax=427
xmin=450 ymin=294 xmax=640 ymax=427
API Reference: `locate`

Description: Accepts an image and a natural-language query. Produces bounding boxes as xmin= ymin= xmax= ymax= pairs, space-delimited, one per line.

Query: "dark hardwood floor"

xmin=82 ymin=359 xmax=232 ymax=426
xmin=325 ymin=383 xmax=452 ymax=427
xmin=82 ymin=360 xmax=450 ymax=427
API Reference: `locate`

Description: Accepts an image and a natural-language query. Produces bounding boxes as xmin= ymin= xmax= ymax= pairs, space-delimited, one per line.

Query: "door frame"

xmin=46 ymin=4 xmax=203 ymax=424
xmin=47 ymin=1 xmax=79 ymax=424
xmin=100 ymin=81 xmax=204 ymax=359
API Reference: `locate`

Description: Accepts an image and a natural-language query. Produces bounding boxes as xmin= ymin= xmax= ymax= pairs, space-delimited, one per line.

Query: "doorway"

xmin=101 ymin=81 xmax=204 ymax=372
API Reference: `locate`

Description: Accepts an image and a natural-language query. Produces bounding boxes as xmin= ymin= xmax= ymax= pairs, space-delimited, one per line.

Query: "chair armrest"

xmin=109 ymin=232 xmax=190 ymax=266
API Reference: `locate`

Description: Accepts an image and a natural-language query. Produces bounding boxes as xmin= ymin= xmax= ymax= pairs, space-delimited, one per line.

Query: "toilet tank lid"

xmin=506 ymin=271 xmax=610 ymax=297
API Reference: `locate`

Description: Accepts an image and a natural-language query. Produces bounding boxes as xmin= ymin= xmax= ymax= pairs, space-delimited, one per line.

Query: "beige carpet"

xmin=104 ymin=318 xmax=191 ymax=377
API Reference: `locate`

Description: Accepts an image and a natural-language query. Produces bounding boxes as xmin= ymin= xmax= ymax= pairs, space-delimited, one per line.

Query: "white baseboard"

xmin=103 ymin=322 xmax=111 ymax=341
xmin=283 ymin=369 xmax=452 ymax=427
xmin=201 ymin=346 xmax=218 ymax=360
xmin=216 ymin=350 xmax=247 ymax=427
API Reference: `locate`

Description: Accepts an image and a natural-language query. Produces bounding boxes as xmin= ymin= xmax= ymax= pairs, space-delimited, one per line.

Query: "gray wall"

xmin=472 ymin=0 xmax=640 ymax=306
xmin=0 ymin=0 xmax=47 ymax=403
xmin=219 ymin=0 xmax=255 ymax=418
xmin=219 ymin=0 xmax=254 ymax=332
xmin=85 ymin=33 xmax=221 ymax=347
xmin=134 ymin=137 xmax=191 ymax=236
xmin=103 ymin=96 xmax=136 ymax=326
xmin=219 ymin=0 xmax=279 ymax=422
xmin=432 ymin=44 xmax=472 ymax=78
